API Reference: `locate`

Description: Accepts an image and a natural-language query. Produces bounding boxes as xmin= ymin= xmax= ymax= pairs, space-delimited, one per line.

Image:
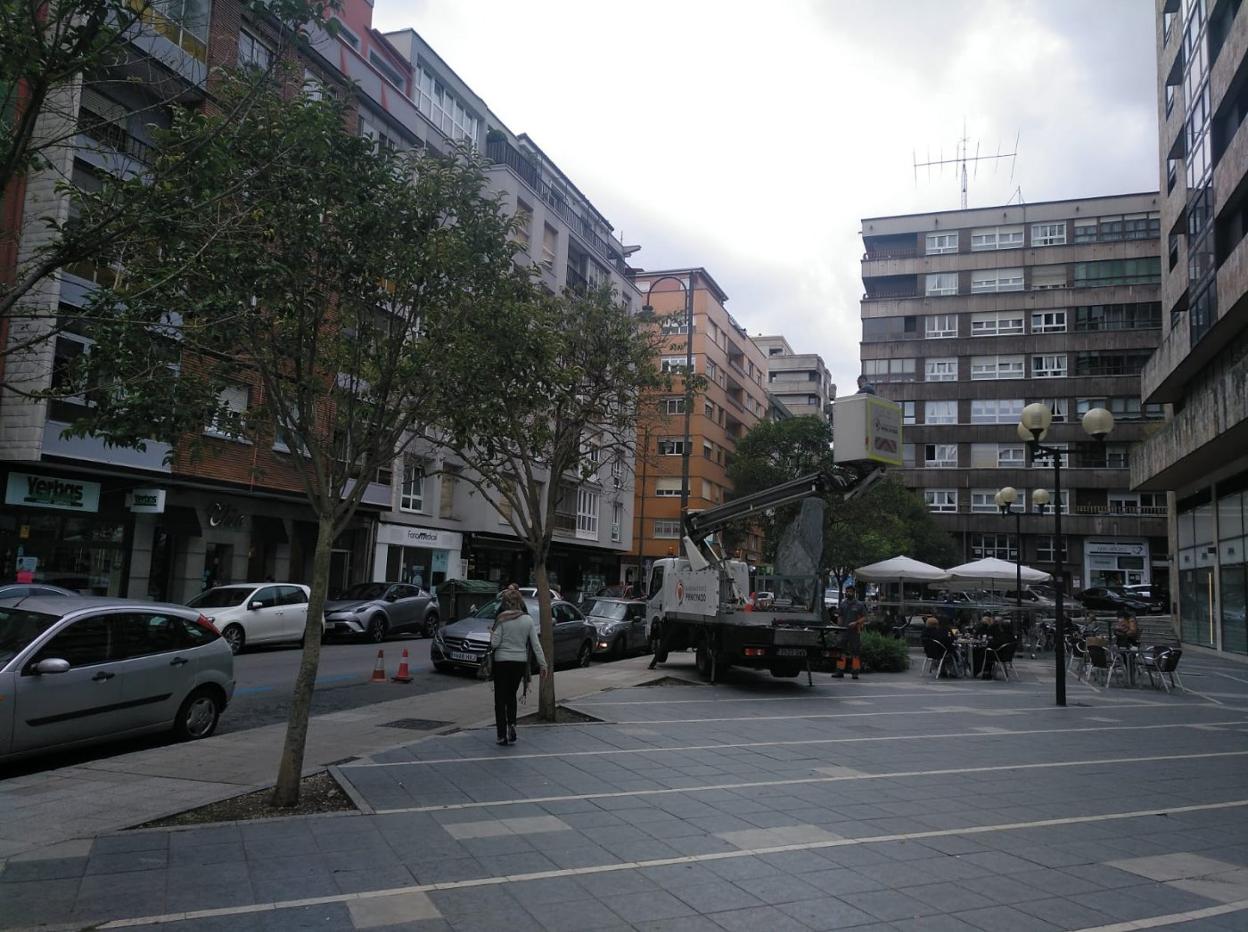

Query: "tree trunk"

xmin=272 ymin=511 xmax=335 ymax=807
xmin=534 ymin=559 xmax=557 ymax=722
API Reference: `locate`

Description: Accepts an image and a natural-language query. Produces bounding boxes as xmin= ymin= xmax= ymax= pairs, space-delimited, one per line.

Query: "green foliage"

xmin=859 ymin=629 xmax=910 ymax=673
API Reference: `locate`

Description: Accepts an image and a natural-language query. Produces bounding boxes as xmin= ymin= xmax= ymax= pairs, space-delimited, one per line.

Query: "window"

xmin=1105 ymin=445 xmax=1131 ymax=469
xmin=1098 ymin=215 xmax=1124 ymax=242
xmin=703 ymin=440 xmax=714 ymax=460
xmin=970 ymin=398 xmax=1024 ymax=424
xmin=1073 ymin=258 xmax=1161 ymax=287
xmin=862 ymin=358 xmax=916 ymax=382
xmin=1031 ymin=489 xmax=1069 ymax=513
xmin=971 ymin=534 xmax=1017 ymax=560
xmin=515 ymin=200 xmax=532 ymax=248
xmin=1074 ymin=352 xmax=1152 ymax=376
xmin=970 ymin=444 xmax=999 ymax=468
xmin=576 ymin=488 xmax=599 ymax=537
xmin=400 ymin=458 xmax=425 ymax=512
xmin=661 ymin=356 xmax=691 ymax=374
xmin=33 ymin=615 xmax=111 ymax=667
xmin=1124 ymin=213 xmax=1159 ymax=240
xmin=1035 ymin=536 xmax=1068 ymax=562
xmin=925 ymin=273 xmax=957 ymax=296
xmin=541 ymin=224 xmax=557 ymax=269
xmin=611 ymin=502 xmax=623 ymax=542
xmin=439 ymin=465 xmax=460 ymax=519
xmin=1035 ymin=398 xmax=1069 ymax=422
xmin=925 ymin=489 xmax=957 ymax=512
xmin=369 ymin=50 xmax=405 ymax=90
xmin=925 ymin=358 xmax=957 ymax=382
xmin=903 ymin=444 xmax=916 ymax=467
xmin=663 ymin=397 xmax=685 ymax=415
xmin=971 ymin=490 xmax=1002 ymax=513
xmin=925 ymin=314 xmax=957 ymax=338
xmin=970 ymin=311 xmax=1024 ymax=336
xmin=1032 ymin=310 xmax=1067 ymax=333
xmin=1074 ymin=219 xmax=1098 ymax=243
xmin=1074 ymin=303 xmax=1162 ymax=331
xmin=999 ymin=445 xmax=1025 ymax=467
xmin=329 ymin=16 xmax=360 ymax=48
xmin=970 ymin=225 xmax=1024 ymax=250
xmin=926 ymin=232 xmax=958 ymax=255
xmin=238 ymin=29 xmax=272 ymax=71
xmin=414 ymin=67 xmax=479 ymax=143
xmin=1031 ymin=222 xmax=1066 ymax=246
xmin=924 ymin=400 xmax=957 ymax=424
xmin=1032 ymin=354 xmax=1067 ymax=378
xmin=970 ymin=268 xmax=1024 ymax=293
xmin=900 ymin=400 xmax=916 ymax=424
xmin=970 ymin=355 xmax=1024 ymax=380
xmin=657 ymin=437 xmax=687 ymax=456
xmin=1031 ymin=267 xmax=1067 ymax=290
xmin=655 ymin=477 xmax=683 ymax=497
xmin=653 ymin=519 xmax=681 ymax=538
xmin=924 ymin=444 xmax=957 ymax=467
xmin=660 ymin=315 xmax=689 ymax=336
xmin=1032 ymin=445 xmax=1069 ymax=470
xmin=205 ymin=384 xmax=248 ymax=439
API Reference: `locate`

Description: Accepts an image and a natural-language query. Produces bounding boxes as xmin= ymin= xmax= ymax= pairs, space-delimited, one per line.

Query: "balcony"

xmin=565 ymin=265 xmax=588 ymax=295
xmin=862 ymin=275 xmax=918 ymax=301
xmin=78 ymin=110 xmax=154 ymax=164
xmin=1074 ymin=505 xmax=1167 ymax=517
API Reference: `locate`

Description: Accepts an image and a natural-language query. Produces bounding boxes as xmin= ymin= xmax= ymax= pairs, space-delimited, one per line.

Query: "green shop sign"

xmin=5 ymin=472 xmax=101 ymax=513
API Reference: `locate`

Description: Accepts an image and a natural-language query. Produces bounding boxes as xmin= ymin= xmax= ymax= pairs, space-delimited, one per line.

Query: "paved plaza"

xmin=6 ymin=652 xmax=1248 ymax=930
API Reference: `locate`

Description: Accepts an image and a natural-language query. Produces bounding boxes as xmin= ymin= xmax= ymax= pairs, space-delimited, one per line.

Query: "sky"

xmin=374 ymin=0 xmax=1160 ymax=396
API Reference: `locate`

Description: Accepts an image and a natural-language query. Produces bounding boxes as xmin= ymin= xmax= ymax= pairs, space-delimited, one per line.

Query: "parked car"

xmin=1122 ymin=584 xmax=1170 ymax=614
xmin=431 ymin=595 xmax=593 ymax=673
xmin=324 ymin=582 xmax=439 ymax=642
xmin=585 ymin=598 xmax=649 ymax=659
xmin=0 ymin=596 xmax=233 ymax=760
xmin=186 ymin=583 xmax=320 ymax=655
xmin=0 ymin=584 xmax=78 ymax=600
xmin=518 ymin=586 xmax=563 ymax=601
xmin=1075 ymin=586 xmax=1151 ymax=614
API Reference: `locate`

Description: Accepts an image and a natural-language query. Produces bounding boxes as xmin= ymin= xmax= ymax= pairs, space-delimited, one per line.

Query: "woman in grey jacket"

xmin=490 ymin=587 xmax=548 ymax=745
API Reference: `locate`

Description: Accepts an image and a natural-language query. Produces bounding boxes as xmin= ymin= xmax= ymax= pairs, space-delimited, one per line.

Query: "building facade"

xmin=860 ymin=194 xmax=1169 ymax=590
xmin=751 ymin=334 xmax=835 ymax=420
xmin=628 ymin=269 xmax=769 ymax=581
xmin=1132 ymin=0 xmax=1248 ymax=652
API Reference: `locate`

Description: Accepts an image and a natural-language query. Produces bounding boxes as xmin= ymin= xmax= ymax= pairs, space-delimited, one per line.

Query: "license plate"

xmin=776 ymin=648 xmax=807 ymax=657
xmin=451 ymin=651 xmax=477 ymax=662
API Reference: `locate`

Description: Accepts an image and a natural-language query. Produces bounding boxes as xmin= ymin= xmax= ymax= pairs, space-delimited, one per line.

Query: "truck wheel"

xmin=651 ymin=622 xmax=667 ymax=662
xmin=695 ymin=639 xmax=716 ymax=680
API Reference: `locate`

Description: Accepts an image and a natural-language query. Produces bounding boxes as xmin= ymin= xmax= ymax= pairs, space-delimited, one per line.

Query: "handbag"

xmin=478 ymin=621 xmax=497 ymax=681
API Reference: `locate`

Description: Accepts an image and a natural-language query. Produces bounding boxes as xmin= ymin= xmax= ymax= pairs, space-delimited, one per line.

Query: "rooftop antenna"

xmin=914 ymin=122 xmax=1020 ymax=209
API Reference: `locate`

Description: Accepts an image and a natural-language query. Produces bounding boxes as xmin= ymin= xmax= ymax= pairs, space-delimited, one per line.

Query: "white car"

xmin=187 ymin=583 xmax=321 ymax=654
xmin=518 ymin=586 xmax=563 ymax=601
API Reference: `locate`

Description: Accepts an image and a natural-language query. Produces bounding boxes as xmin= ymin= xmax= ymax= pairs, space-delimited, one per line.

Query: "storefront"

xmin=1 ymin=468 xmax=133 ymax=595
xmin=1083 ymin=539 xmax=1151 ymax=589
xmin=372 ymin=523 xmax=462 ymax=590
xmin=1176 ymin=471 xmax=1247 ymax=652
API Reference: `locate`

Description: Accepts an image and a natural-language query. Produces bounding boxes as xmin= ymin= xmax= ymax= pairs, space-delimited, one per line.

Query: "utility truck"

xmin=646 ymin=394 xmax=901 ymax=682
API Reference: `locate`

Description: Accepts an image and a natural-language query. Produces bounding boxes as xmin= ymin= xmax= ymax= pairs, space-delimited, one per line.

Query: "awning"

xmin=251 ymin=514 xmax=288 ymax=544
xmin=159 ymin=506 xmax=202 ymax=538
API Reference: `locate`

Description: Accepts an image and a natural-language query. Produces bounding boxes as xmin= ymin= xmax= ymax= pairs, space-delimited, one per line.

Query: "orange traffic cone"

xmin=391 ymin=648 xmax=413 ymax=683
xmin=369 ymin=649 xmax=386 ymax=683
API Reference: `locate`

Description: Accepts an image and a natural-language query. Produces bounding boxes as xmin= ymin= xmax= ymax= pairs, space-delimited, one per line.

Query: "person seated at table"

xmin=973 ymin=613 xmax=996 ymax=638
xmin=971 ymin=615 xmax=1012 ymax=678
xmin=1113 ymin=608 xmax=1140 ymax=647
xmin=921 ymin=617 xmax=958 ymax=677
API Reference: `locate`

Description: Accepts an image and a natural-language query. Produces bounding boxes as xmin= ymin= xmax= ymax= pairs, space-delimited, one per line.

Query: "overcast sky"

xmin=375 ymin=1 xmax=1160 ymax=396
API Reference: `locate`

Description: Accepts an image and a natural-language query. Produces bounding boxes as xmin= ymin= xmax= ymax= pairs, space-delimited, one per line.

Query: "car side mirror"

xmin=249 ymin=601 xmax=264 ymax=611
xmin=35 ymin=658 xmax=70 ymax=675
xmin=384 ymin=594 xmax=397 ymax=602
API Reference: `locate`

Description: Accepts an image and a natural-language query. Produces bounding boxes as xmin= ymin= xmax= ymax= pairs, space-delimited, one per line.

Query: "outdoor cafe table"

xmin=952 ymin=637 xmax=989 ymax=678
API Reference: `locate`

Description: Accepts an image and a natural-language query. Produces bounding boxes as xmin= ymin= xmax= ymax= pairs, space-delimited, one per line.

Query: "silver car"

xmin=324 ymin=582 xmax=440 ymax=642
xmin=0 ymin=597 xmax=234 ymax=760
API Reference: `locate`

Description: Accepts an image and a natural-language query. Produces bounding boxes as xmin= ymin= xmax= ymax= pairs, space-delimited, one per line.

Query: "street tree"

xmin=56 ymin=81 xmax=523 ymax=805
xmin=429 ymin=285 xmax=666 ymax=721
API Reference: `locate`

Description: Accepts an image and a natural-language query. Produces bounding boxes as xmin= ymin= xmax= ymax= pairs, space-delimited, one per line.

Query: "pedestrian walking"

xmin=835 ymin=584 xmax=866 ymax=679
xmin=489 ymin=587 xmax=547 ymax=746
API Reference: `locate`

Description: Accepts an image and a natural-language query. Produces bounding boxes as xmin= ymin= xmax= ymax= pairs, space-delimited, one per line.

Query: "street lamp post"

xmin=1017 ymin=403 xmax=1115 ymax=707
xmin=993 ymin=486 xmax=1024 ymax=638
xmin=642 ymin=276 xmax=695 ymax=523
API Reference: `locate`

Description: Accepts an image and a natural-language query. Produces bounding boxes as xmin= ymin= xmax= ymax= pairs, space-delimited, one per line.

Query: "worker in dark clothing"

xmin=835 ymin=584 xmax=866 ymax=679
xmin=856 ymin=374 xmax=876 ymax=395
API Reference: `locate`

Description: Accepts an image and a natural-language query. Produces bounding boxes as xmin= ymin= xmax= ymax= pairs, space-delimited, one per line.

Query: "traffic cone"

xmin=391 ymin=648 xmax=413 ymax=683
xmin=369 ymin=649 xmax=386 ymax=683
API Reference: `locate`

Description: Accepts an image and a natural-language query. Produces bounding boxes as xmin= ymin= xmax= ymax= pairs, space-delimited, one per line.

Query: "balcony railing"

xmin=78 ymin=110 xmax=154 ymax=164
xmin=863 ymin=284 xmax=919 ymax=300
xmin=1074 ymin=505 xmax=1168 ymax=517
xmin=553 ymin=512 xmax=577 ymax=534
xmin=565 ymin=265 xmax=588 ymax=294
xmin=863 ymin=245 xmax=919 ymax=260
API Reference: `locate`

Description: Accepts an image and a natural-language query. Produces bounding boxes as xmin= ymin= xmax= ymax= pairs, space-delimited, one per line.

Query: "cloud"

xmin=373 ymin=0 xmax=1159 ymax=395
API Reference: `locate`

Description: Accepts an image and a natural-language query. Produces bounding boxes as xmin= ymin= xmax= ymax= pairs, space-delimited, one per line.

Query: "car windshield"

xmin=0 ymin=607 xmax=60 ymax=665
xmin=473 ymin=600 xmax=501 ymax=618
xmin=188 ymin=586 xmax=254 ymax=609
xmin=588 ymin=601 xmax=629 ymax=621
xmin=339 ymin=583 xmax=388 ymax=600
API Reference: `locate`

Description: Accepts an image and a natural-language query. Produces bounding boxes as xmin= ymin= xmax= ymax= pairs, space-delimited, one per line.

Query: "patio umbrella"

xmin=943 ymin=557 xmax=1051 ymax=587
xmin=853 ymin=556 xmax=949 ymax=583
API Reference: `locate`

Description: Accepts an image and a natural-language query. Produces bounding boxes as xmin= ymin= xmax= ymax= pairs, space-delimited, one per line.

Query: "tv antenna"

xmin=914 ymin=123 xmax=1020 ymax=209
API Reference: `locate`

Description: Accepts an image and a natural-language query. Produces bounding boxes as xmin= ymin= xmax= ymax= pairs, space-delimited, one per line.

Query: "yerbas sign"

xmin=5 ymin=472 xmax=101 ymax=513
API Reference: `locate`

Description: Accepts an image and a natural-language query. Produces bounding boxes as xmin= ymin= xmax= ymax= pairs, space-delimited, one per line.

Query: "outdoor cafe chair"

xmin=1068 ymin=638 xmax=1090 ymax=680
xmin=1141 ymin=646 xmax=1185 ymax=693
xmin=921 ymin=639 xmax=955 ymax=678
xmin=987 ymin=641 xmax=1017 ymax=681
xmin=1086 ymin=644 xmax=1126 ymax=688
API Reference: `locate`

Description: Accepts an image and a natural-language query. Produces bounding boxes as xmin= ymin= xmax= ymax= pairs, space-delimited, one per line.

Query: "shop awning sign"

xmin=5 ymin=472 xmax=100 ymax=513
xmin=128 ymin=488 xmax=166 ymax=514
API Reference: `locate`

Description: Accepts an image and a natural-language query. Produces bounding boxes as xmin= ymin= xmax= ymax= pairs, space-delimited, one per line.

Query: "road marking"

xmin=576 ymin=688 xmax=988 ymax=705
xmin=370 ymin=749 xmax=1248 ymax=815
xmin=1070 ymin=898 xmax=1248 ymax=931
xmin=342 ymin=718 xmax=1248 ymax=767
xmin=95 ymin=797 xmax=1248 ymax=929
xmin=1213 ymin=671 xmax=1248 ymax=686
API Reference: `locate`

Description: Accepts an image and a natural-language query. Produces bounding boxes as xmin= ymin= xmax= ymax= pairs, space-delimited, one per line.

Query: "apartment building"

xmin=860 ymin=193 xmax=1169 ymax=590
xmin=628 ymin=268 xmax=769 ymax=580
xmin=1132 ymin=0 xmax=1248 ymax=652
xmin=751 ymin=334 xmax=835 ymax=420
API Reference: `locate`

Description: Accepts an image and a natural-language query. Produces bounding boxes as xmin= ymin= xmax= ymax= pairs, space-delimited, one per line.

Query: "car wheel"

xmin=222 ymin=624 xmax=245 ymax=655
xmin=423 ymin=613 xmax=439 ymax=638
xmin=173 ymin=688 xmax=221 ymax=741
xmin=577 ymin=640 xmax=592 ymax=667
xmin=365 ymin=616 xmax=388 ymax=643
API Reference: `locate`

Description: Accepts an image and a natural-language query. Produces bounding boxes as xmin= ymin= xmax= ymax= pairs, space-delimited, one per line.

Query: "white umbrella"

xmin=854 ymin=555 xmax=949 ymax=583
xmin=943 ymin=557 xmax=1051 ymax=587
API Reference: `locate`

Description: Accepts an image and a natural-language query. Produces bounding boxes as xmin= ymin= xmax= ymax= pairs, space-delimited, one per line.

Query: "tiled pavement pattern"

xmin=7 ymin=653 xmax=1248 ymax=930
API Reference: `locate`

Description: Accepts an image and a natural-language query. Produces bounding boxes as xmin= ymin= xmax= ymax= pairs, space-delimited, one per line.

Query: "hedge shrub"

xmin=859 ymin=630 xmax=910 ymax=673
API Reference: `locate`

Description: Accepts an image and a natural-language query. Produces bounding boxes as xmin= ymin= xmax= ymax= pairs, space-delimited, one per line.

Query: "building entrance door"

xmin=330 ymin=549 xmax=351 ymax=594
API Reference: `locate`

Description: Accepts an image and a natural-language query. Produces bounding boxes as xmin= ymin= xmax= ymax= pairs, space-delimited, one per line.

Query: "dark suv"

xmin=1075 ymin=586 xmax=1151 ymax=614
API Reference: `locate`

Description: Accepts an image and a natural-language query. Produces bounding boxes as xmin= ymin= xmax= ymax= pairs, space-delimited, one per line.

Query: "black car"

xmin=585 ymin=598 xmax=649 ymax=659
xmin=1075 ymin=586 xmax=1151 ymax=614
xmin=1122 ymin=585 xmax=1170 ymax=615
xmin=324 ymin=582 xmax=439 ymax=642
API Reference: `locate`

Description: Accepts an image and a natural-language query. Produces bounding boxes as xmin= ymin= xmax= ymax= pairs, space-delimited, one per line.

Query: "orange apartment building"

xmin=629 ymin=268 xmax=770 ymax=582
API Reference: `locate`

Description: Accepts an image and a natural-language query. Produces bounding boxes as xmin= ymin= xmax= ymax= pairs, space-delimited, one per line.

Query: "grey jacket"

xmin=490 ymin=612 xmax=547 ymax=668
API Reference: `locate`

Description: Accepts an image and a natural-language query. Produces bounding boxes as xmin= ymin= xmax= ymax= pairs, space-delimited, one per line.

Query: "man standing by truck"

xmin=835 ymin=584 xmax=866 ymax=679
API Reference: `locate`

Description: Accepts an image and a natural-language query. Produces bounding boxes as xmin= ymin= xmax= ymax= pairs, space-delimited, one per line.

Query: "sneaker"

xmin=508 ymin=726 xmax=517 ymax=743
xmin=497 ymin=737 xmax=509 ymax=746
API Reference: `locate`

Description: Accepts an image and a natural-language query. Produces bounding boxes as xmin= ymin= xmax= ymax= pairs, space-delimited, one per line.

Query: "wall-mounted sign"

xmin=376 ymin=523 xmax=463 ymax=550
xmin=207 ymin=501 xmax=247 ymax=530
xmin=5 ymin=472 xmax=101 ymax=513
xmin=129 ymin=488 xmax=166 ymax=514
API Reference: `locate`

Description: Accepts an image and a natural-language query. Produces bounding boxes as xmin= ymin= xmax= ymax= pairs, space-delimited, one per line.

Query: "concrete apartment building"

xmin=751 ymin=335 xmax=835 ymax=420
xmin=0 ymin=0 xmax=640 ymax=602
xmin=860 ymin=193 xmax=1169 ymax=590
xmin=1132 ymin=0 xmax=1248 ymax=652
xmin=628 ymin=269 xmax=769 ymax=581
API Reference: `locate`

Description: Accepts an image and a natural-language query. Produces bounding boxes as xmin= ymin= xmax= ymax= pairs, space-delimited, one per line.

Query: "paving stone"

xmin=775 ymin=894 xmax=879 ymax=930
xmin=953 ymin=905 xmax=1064 ymax=932
xmin=731 ymin=872 xmax=827 ymax=905
xmin=898 ymin=881 xmax=997 ymax=913
xmin=603 ymin=888 xmax=698 ymax=923
xmin=0 ymin=855 xmax=86 ymax=882
xmin=709 ymin=904 xmax=820 ymax=932
xmin=348 ymin=890 xmax=441 ymax=928
xmin=836 ymin=888 xmax=930 ymax=922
